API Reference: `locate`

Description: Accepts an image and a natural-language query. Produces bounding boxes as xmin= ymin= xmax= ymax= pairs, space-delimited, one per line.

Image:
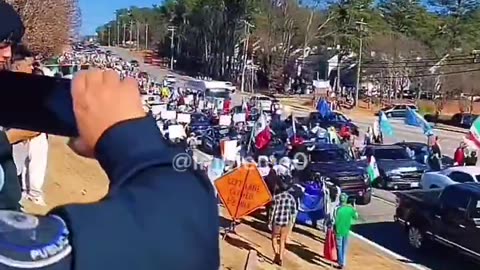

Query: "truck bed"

xmin=396 ymin=188 xmax=442 ymax=207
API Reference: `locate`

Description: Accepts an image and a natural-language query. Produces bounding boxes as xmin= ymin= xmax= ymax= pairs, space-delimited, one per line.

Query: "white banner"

xmin=177 ymin=113 xmax=191 ymax=123
xmin=168 ymin=124 xmax=186 ymax=139
xmin=233 ymin=113 xmax=246 ymax=123
xmin=151 ymin=104 xmax=167 ymax=115
xmin=161 ymin=110 xmax=177 ymax=120
xmin=219 ymin=115 xmax=232 ymax=126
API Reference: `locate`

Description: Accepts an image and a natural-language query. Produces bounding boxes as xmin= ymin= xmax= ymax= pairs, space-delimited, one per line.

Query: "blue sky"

xmin=80 ymin=0 xmax=161 ymax=35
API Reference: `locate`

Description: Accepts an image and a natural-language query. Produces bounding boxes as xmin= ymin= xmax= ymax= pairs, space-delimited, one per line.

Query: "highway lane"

xmin=113 ymin=47 xmax=478 ymax=269
xmin=190 ymin=143 xmax=478 ymax=270
xmin=105 ymin=46 xmax=193 ymax=86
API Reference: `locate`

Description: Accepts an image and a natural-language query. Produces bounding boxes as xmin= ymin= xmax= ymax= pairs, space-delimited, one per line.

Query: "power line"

xmin=364 ymin=53 xmax=478 ymax=64
xmin=363 ymin=61 xmax=480 ymax=69
xmin=369 ymin=67 xmax=480 ymax=79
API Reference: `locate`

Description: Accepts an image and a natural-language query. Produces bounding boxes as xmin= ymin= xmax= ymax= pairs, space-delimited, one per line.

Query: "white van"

xmin=185 ymin=80 xmax=231 ymax=99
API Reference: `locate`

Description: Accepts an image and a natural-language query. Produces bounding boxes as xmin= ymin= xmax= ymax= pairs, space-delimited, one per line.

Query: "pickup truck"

xmin=305 ymin=143 xmax=371 ymax=204
xmin=395 ymin=183 xmax=480 ymax=262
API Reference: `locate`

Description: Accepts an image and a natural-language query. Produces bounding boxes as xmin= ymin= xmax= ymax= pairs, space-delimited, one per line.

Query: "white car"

xmin=165 ymin=74 xmax=177 ymax=84
xmin=223 ymin=82 xmax=236 ymax=93
xmin=420 ymin=166 xmax=480 ymax=190
xmin=250 ymin=96 xmax=273 ymax=112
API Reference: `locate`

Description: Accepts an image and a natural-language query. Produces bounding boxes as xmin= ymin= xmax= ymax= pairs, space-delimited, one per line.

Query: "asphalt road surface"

xmin=114 ymin=47 xmax=478 ymax=270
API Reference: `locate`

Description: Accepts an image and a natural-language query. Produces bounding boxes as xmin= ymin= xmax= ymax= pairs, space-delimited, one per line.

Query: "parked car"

xmin=361 ymin=144 xmax=427 ymax=190
xmin=421 ymin=166 xmax=480 ymax=190
xmin=450 ymin=113 xmax=478 ymax=128
xmin=306 ymin=143 xmax=372 ymax=205
xmin=395 ymin=183 xmax=480 ymax=263
xmin=376 ymin=104 xmax=418 ymax=118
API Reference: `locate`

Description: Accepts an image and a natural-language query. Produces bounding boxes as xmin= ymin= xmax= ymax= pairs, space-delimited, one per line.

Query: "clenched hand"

xmin=70 ymin=69 xmax=145 ymax=156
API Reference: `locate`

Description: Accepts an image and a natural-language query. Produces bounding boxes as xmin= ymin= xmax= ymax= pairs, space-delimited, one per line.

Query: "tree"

xmin=429 ymin=0 xmax=480 ymax=53
xmin=8 ymin=0 xmax=81 ymax=56
xmin=378 ymin=0 xmax=422 ymax=35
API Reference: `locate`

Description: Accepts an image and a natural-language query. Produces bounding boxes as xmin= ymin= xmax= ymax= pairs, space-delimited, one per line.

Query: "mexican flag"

xmin=467 ymin=117 xmax=480 ymax=149
xmin=367 ymin=156 xmax=380 ymax=183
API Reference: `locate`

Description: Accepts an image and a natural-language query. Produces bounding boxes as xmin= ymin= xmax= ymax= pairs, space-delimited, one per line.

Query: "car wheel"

xmin=375 ymin=177 xmax=385 ymax=189
xmin=408 ymin=225 xmax=425 ymax=250
xmin=359 ymin=191 xmax=372 ymax=205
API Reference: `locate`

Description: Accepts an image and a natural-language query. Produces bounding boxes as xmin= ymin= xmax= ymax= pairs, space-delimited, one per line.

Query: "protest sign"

xmin=177 ymin=113 xmax=191 ymax=123
xmin=215 ymin=164 xmax=272 ymax=220
xmin=220 ymin=140 xmax=238 ymax=161
xmin=161 ymin=110 xmax=177 ymax=120
xmin=168 ymin=124 xmax=186 ymax=139
xmin=233 ymin=113 xmax=246 ymax=123
xmin=151 ymin=104 xmax=167 ymax=115
xmin=184 ymin=95 xmax=193 ymax=105
xmin=219 ymin=115 xmax=232 ymax=126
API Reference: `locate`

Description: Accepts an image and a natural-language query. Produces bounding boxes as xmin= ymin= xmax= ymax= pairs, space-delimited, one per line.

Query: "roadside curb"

xmin=350 ymin=232 xmax=428 ymax=270
xmin=244 ymin=250 xmax=260 ymax=270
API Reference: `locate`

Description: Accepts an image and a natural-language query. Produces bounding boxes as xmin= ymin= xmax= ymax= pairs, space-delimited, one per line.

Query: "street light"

xmin=355 ymin=19 xmax=367 ymax=107
xmin=168 ymin=26 xmax=176 ymax=70
xmin=240 ymin=20 xmax=255 ymax=93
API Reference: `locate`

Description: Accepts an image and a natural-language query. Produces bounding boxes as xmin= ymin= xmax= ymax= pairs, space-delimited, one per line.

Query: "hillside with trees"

xmin=95 ymin=0 xmax=480 ymax=97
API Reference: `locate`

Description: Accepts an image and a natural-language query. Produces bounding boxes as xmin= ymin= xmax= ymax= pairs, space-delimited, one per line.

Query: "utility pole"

xmin=116 ymin=21 xmax=120 ymax=46
xmin=123 ymin=24 xmax=126 ymax=45
xmin=136 ymin=21 xmax=140 ymax=50
xmin=168 ymin=26 xmax=176 ymax=70
xmin=107 ymin=26 xmax=111 ymax=47
xmin=355 ymin=20 xmax=367 ymax=107
xmin=145 ymin=24 xmax=149 ymax=49
xmin=129 ymin=21 xmax=133 ymax=46
xmin=241 ymin=20 xmax=255 ymax=93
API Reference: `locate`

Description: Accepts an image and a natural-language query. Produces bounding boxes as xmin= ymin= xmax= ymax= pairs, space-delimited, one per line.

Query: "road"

xmin=108 ymin=47 xmax=477 ymax=270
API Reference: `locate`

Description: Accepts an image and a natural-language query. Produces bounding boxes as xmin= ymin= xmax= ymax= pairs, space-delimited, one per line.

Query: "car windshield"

xmin=310 ymin=149 xmax=351 ymax=162
xmin=191 ymin=114 xmax=209 ymax=123
xmin=374 ymin=148 xmax=410 ymax=160
xmin=335 ymin=113 xmax=349 ymax=122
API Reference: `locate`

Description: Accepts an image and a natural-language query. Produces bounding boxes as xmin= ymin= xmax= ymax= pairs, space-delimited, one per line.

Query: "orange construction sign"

xmin=215 ymin=163 xmax=272 ymax=220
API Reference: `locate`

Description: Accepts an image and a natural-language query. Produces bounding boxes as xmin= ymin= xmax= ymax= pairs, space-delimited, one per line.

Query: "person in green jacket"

xmin=334 ymin=193 xmax=359 ymax=269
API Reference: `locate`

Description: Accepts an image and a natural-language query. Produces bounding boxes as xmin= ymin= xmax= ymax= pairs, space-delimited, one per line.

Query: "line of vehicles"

xmin=146 ymin=82 xmax=480 ymax=265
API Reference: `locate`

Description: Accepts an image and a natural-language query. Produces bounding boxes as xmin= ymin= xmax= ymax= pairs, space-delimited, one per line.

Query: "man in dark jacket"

xmin=0 ymin=1 xmax=41 ymax=210
xmin=0 ymin=3 xmax=219 ymax=269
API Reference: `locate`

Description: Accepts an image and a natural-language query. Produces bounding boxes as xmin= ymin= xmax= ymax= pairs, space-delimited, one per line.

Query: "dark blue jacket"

xmin=53 ymin=117 xmax=220 ymax=269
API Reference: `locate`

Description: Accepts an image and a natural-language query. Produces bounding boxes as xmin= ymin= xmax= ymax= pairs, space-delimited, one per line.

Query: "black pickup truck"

xmin=304 ymin=143 xmax=372 ymax=204
xmin=395 ymin=183 xmax=480 ymax=262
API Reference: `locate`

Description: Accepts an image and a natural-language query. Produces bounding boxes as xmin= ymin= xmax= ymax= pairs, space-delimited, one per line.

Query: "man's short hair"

xmin=12 ymin=43 xmax=33 ymax=62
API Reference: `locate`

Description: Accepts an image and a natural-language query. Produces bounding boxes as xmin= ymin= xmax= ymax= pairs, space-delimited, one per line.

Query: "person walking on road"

xmin=334 ymin=193 xmax=358 ymax=269
xmin=270 ymin=174 xmax=297 ymax=266
xmin=453 ymin=142 xmax=467 ymax=166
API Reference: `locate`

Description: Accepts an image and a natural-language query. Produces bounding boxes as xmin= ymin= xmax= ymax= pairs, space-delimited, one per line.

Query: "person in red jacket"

xmin=223 ymin=99 xmax=231 ymax=114
xmin=339 ymin=125 xmax=351 ymax=142
xmin=454 ymin=142 xmax=467 ymax=166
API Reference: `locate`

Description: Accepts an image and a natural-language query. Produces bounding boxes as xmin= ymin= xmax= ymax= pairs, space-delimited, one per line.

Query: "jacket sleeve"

xmin=51 ymin=117 xmax=219 ymax=270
